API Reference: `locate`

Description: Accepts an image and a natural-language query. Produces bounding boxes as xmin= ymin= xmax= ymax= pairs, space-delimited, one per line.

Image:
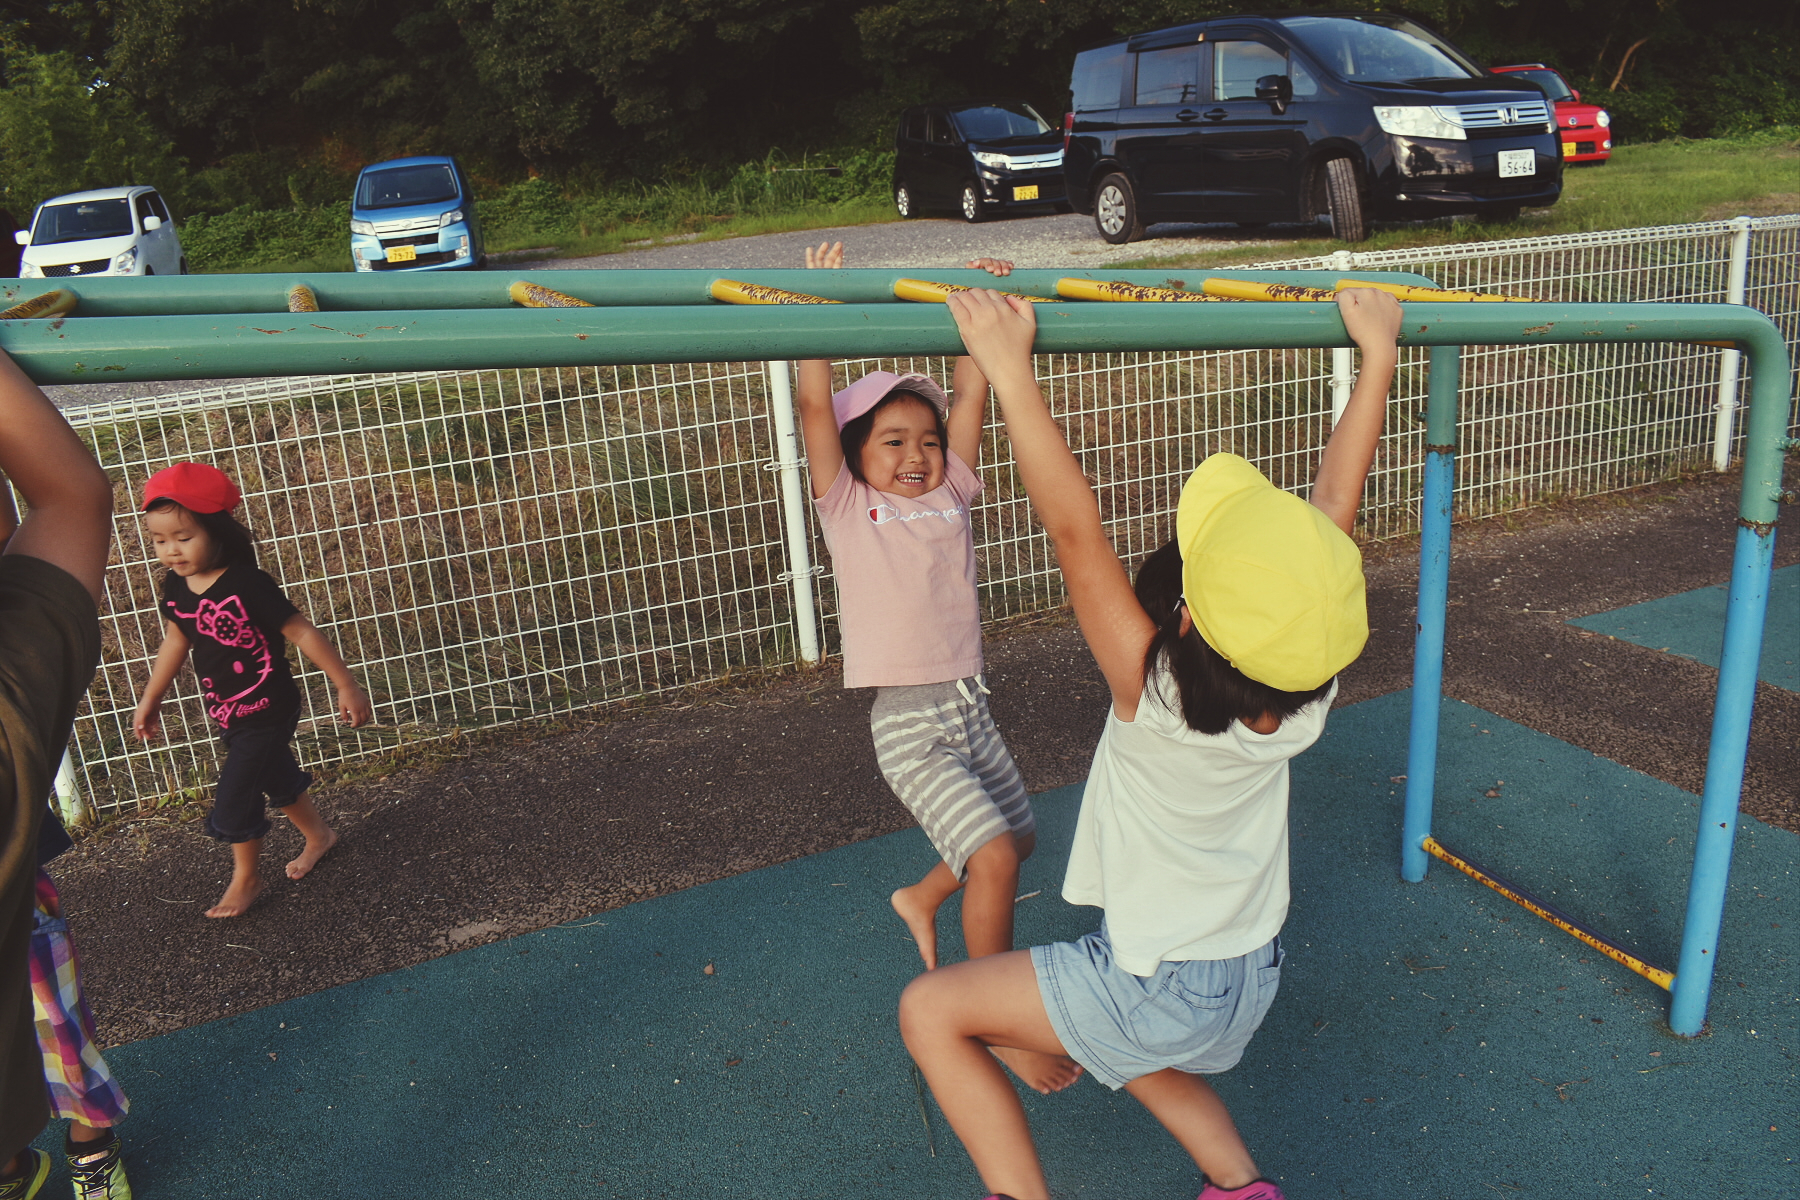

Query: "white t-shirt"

xmin=1062 ymin=672 xmax=1337 ymax=976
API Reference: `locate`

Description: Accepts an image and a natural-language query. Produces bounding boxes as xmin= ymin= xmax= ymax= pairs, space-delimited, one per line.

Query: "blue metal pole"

xmin=1403 ymin=345 xmax=1460 ymax=882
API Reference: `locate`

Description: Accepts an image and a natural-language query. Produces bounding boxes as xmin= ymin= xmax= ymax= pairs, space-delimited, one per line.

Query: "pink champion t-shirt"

xmin=815 ymin=452 xmax=984 ymax=688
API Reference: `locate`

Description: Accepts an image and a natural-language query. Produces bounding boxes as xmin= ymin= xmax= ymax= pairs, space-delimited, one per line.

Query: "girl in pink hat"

xmin=132 ymin=462 xmax=372 ymax=918
xmin=896 ymin=285 xmax=1403 ymax=1200
xmin=796 ymin=243 xmax=1080 ymax=1095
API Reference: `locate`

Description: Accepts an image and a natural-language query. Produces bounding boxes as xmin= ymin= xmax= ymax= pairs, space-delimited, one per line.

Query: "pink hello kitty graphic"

xmin=167 ymin=594 xmax=276 ymax=727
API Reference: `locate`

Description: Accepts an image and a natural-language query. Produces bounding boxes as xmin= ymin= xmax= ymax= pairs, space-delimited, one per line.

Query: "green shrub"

xmin=180 ymin=202 xmax=351 ymax=272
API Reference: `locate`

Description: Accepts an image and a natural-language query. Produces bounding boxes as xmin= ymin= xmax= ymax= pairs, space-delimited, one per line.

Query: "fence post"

xmin=1329 ymin=250 xmax=1355 ymax=424
xmin=1710 ymin=215 xmax=1754 ymax=471
xmin=765 ymin=359 xmax=822 ymax=664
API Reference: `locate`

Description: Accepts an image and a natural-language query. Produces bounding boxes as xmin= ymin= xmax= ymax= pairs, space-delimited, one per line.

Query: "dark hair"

xmin=1134 ymin=537 xmax=1333 ymax=735
xmin=837 ymin=391 xmax=949 ymax=485
xmin=146 ymin=498 xmax=258 ymax=571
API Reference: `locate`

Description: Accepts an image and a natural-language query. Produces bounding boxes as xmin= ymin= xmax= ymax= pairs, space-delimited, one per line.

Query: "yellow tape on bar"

xmin=1201 ymin=278 xmax=1338 ymax=303
xmin=709 ymin=279 xmax=839 ymax=305
xmin=0 ymin=289 xmax=77 ymax=321
xmin=1055 ymin=278 xmax=1233 ymax=303
xmin=893 ymin=278 xmax=1052 ymax=304
xmin=509 ymin=280 xmax=595 ymax=308
xmin=1334 ymin=278 xmax=1533 ymax=303
xmin=286 ymin=284 xmax=320 ymax=314
xmin=1423 ymin=837 xmax=1674 ymax=990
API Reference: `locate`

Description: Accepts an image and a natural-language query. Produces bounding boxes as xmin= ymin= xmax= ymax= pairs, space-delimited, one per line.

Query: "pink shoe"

xmin=1198 ymin=1182 xmax=1285 ymax=1200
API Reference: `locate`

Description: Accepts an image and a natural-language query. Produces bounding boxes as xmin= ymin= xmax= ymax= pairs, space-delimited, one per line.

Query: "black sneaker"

xmin=0 ymin=1148 xmax=49 ymax=1200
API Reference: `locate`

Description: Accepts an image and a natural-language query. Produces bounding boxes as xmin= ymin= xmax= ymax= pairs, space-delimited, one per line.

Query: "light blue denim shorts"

xmin=1031 ymin=923 xmax=1284 ymax=1089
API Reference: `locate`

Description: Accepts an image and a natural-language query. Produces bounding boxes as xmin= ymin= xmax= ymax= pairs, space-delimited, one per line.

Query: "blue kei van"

xmin=349 ymin=156 xmax=485 ymax=272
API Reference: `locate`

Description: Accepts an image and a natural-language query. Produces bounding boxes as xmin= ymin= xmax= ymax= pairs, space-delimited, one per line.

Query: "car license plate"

xmin=1497 ymin=149 xmax=1536 ymax=178
xmin=386 ymin=244 xmax=418 ymax=263
xmin=1012 ymin=185 xmax=1039 ymax=201
xmin=1561 ymin=140 xmax=1576 ymax=157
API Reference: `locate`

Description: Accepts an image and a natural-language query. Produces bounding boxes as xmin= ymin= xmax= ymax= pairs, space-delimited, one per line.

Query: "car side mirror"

xmin=1255 ymin=74 xmax=1294 ymax=114
xmin=142 ymin=215 xmax=163 ymax=231
xmin=11 ymin=231 xmax=25 ymax=246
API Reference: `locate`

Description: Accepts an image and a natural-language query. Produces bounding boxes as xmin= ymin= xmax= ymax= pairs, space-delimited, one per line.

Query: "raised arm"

xmin=947 ymin=289 xmax=1155 ymax=716
xmin=1309 ymin=288 xmax=1403 ymax=534
xmin=944 ymin=258 xmax=1014 ymax=470
xmin=796 ymin=240 xmax=847 ymax=498
xmin=0 ymin=349 xmax=113 ymax=601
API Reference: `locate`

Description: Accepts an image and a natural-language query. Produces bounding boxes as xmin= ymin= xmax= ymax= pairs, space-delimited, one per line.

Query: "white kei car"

xmin=15 ymin=186 xmax=188 ymax=278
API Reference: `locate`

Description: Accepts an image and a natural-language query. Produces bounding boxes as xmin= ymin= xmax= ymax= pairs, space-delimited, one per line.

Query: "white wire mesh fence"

xmin=61 ymin=216 xmax=1800 ymax=816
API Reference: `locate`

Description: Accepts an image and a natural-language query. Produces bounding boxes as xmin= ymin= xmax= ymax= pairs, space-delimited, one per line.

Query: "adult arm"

xmin=0 ymin=350 xmax=113 ymax=602
xmin=1309 ymin=289 xmax=1403 ymax=535
xmin=947 ymin=289 xmax=1156 ymax=718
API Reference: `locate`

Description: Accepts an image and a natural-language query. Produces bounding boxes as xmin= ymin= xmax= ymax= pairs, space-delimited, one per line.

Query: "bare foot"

xmin=993 ymin=1046 xmax=1084 ymax=1094
xmin=890 ymin=885 xmax=941 ymax=970
xmin=205 ymin=875 xmax=265 ymax=919
xmin=286 ymin=827 xmax=338 ymax=880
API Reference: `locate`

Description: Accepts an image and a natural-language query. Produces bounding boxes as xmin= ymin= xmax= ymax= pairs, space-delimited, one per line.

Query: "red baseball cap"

xmin=141 ymin=462 xmax=240 ymax=514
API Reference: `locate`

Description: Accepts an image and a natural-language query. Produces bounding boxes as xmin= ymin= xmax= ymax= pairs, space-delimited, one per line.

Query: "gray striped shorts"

xmin=871 ymin=677 xmax=1033 ymax=880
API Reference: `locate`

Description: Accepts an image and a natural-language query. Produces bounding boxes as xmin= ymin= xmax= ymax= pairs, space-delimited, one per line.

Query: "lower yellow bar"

xmin=286 ymin=285 xmax=320 ymax=314
xmin=0 ymin=289 xmax=78 ymax=321
xmin=1055 ymin=278 xmax=1232 ymax=303
xmin=1423 ymin=836 xmax=1674 ymax=990
xmin=1201 ymin=278 xmax=1338 ymax=303
xmin=508 ymin=280 xmax=595 ymax=308
xmin=709 ymin=279 xmax=838 ymax=305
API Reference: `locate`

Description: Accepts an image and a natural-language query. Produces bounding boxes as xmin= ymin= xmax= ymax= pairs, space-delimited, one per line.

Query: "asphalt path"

xmin=41 ymin=210 xmax=1299 ymax=409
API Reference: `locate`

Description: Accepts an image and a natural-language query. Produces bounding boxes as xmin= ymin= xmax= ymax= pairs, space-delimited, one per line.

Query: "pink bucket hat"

xmin=831 ymin=371 xmax=949 ymax=430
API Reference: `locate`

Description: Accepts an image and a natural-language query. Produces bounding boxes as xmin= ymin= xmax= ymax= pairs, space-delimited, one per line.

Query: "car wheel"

xmin=1478 ymin=205 xmax=1522 ymax=225
xmin=1323 ymin=157 xmax=1369 ymax=243
xmin=895 ymin=184 xmax=916 ymax=219
xmin=958 ymin=182 xmax=985 ymax=223
xmin=179 ymin=257 xmax=189 ymax=274
xmin=143 ymin=267 xmax=154 ymax=275
xmin=1094 ymin=174 xmax=1145 ymax=244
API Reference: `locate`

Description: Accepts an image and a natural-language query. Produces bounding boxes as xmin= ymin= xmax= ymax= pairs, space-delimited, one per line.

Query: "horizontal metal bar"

xmin=1423 ymin=836 xmax=1674 ymax=991
xmin=0 ymin=267 xmax=1445 ymax=317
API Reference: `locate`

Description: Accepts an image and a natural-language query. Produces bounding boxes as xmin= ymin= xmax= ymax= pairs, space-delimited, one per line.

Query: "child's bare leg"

xmin=67 ymin=1121 xmax=107 ymax=1147
xmin=1124 ymin=1068 xmax=1261 ymax=1189
xmin=900 ymin=950 xmax=1067 ymax=1200
xmin=892 ymin=861 xmax=961 ymax=970
xmin=206 ymin=839 xmax=264 ymax=918
xmin=279 ymin=793 xmax=337 ymax=880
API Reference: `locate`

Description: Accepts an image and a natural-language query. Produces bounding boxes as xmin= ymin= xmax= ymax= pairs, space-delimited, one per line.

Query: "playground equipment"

xmin=0 ymin=267 xmax=1788 ymax=1036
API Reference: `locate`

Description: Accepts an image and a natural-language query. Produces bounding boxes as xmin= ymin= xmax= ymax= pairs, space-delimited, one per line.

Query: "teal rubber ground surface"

xmin=1570 ymin=563 xmax=1799 ymax=691
xmin=49 ymin=693 xmax=1797 ymax=1198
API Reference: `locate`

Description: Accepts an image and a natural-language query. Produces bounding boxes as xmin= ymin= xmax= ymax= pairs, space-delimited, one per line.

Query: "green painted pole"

xmin=0 ymin=300 xmax=1783 ymax=386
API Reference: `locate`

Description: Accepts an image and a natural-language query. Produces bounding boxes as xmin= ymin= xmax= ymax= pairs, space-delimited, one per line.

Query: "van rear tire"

xmin=1323 ymin=157 xmax=1369 ymax=243
xmin=1094 ymin=174 xmax=1145 ymax=244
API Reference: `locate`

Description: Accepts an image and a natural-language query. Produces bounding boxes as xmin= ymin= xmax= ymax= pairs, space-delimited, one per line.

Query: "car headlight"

xmin=350 ymin=219 xmax=376 ymax=235
xmin=1373 ymin=105 xmax=1466 ymax=141
xmin=439 ymin=209 xmax=464 ymax=227
xmin=1595 ymin=110 xmax=1611 ymax=128
xmin=112 ymin=247 xmax=138 ymax=274
xmin=972 ymin=151 xmax=1010 ymax=169
xmin=19 ymin=262 xmax=42 ymax=279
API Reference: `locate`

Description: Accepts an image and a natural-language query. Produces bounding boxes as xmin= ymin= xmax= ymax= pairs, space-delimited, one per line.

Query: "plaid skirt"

xmin=30 ymin=871 xmax=129 ymax=1127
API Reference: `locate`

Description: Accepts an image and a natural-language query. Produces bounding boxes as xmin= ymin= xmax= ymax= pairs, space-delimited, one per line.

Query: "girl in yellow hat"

xmin=899 ymin=285 xmax=1403 ymax=1200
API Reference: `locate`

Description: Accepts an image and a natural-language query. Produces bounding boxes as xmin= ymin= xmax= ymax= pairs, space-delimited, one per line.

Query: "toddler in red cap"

xmin=893 ymin=284 xmax=1405 ymax=1200
xmin=794 ymin=243 xmax=1080 ymax=1096
xmin=132 ymin=462 xmax=372 ymax=918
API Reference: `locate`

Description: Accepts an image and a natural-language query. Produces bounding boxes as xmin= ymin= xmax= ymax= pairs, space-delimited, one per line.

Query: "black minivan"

xmin=1064 ymin=12 xmax=1562 ymax=242
xmin=892 ymin=100 xmax=1067 ymax=222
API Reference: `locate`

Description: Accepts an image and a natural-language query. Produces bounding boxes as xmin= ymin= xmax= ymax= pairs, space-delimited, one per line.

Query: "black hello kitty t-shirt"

xmin=161 ymin=564 xmax=303 ymax=730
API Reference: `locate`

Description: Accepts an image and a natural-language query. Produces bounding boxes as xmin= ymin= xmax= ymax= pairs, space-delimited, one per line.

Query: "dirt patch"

xmin=1700 ymin=193 xmax=1800 ymax=220
xmin=51 ymin=470 xmax=1797 ymax=1048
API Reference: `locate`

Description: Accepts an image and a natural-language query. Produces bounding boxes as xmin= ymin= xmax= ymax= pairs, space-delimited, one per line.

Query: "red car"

xmin=1492 ymin=64 xmax=1612 ymax=164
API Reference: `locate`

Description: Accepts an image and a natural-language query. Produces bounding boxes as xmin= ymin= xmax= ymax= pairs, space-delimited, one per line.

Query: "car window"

xmin=132 ymin=194 xmax=152 ymax=228
xmin=30 ymin=199 xmax=133 ymax=245
xmin=951 ymin=103 xmax=1051 ymax=141
xmin=901 ymin=110 xmax=926 ymax=141
xmin=1277 ymin=15 xmax=1481 ymax=82
xmin=1135 ymin=45 xmax=1200 ymax=106
xmin=357 ymin=164 xmax=459 ymax=210
xmin=927 ymin=112 xmax=957 ymax=144
xmin=1503 ymin=68 xmax=1572 ymax=101
xmin=1072 ymin=46 xmax=1126 ymax=112
xmin=144 ymin=192 xmax=171 ymax=221
xmin=1214 ymin=41 xmax=1288 ymax=101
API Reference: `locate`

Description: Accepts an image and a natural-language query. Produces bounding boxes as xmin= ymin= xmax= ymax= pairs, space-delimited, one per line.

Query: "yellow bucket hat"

xmin=1175 ymin=454 xmax=1368 ymax=691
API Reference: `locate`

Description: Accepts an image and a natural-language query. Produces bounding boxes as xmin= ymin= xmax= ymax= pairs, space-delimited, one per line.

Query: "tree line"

xmin=1 ymin=0 xmax=1795 ymax=217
